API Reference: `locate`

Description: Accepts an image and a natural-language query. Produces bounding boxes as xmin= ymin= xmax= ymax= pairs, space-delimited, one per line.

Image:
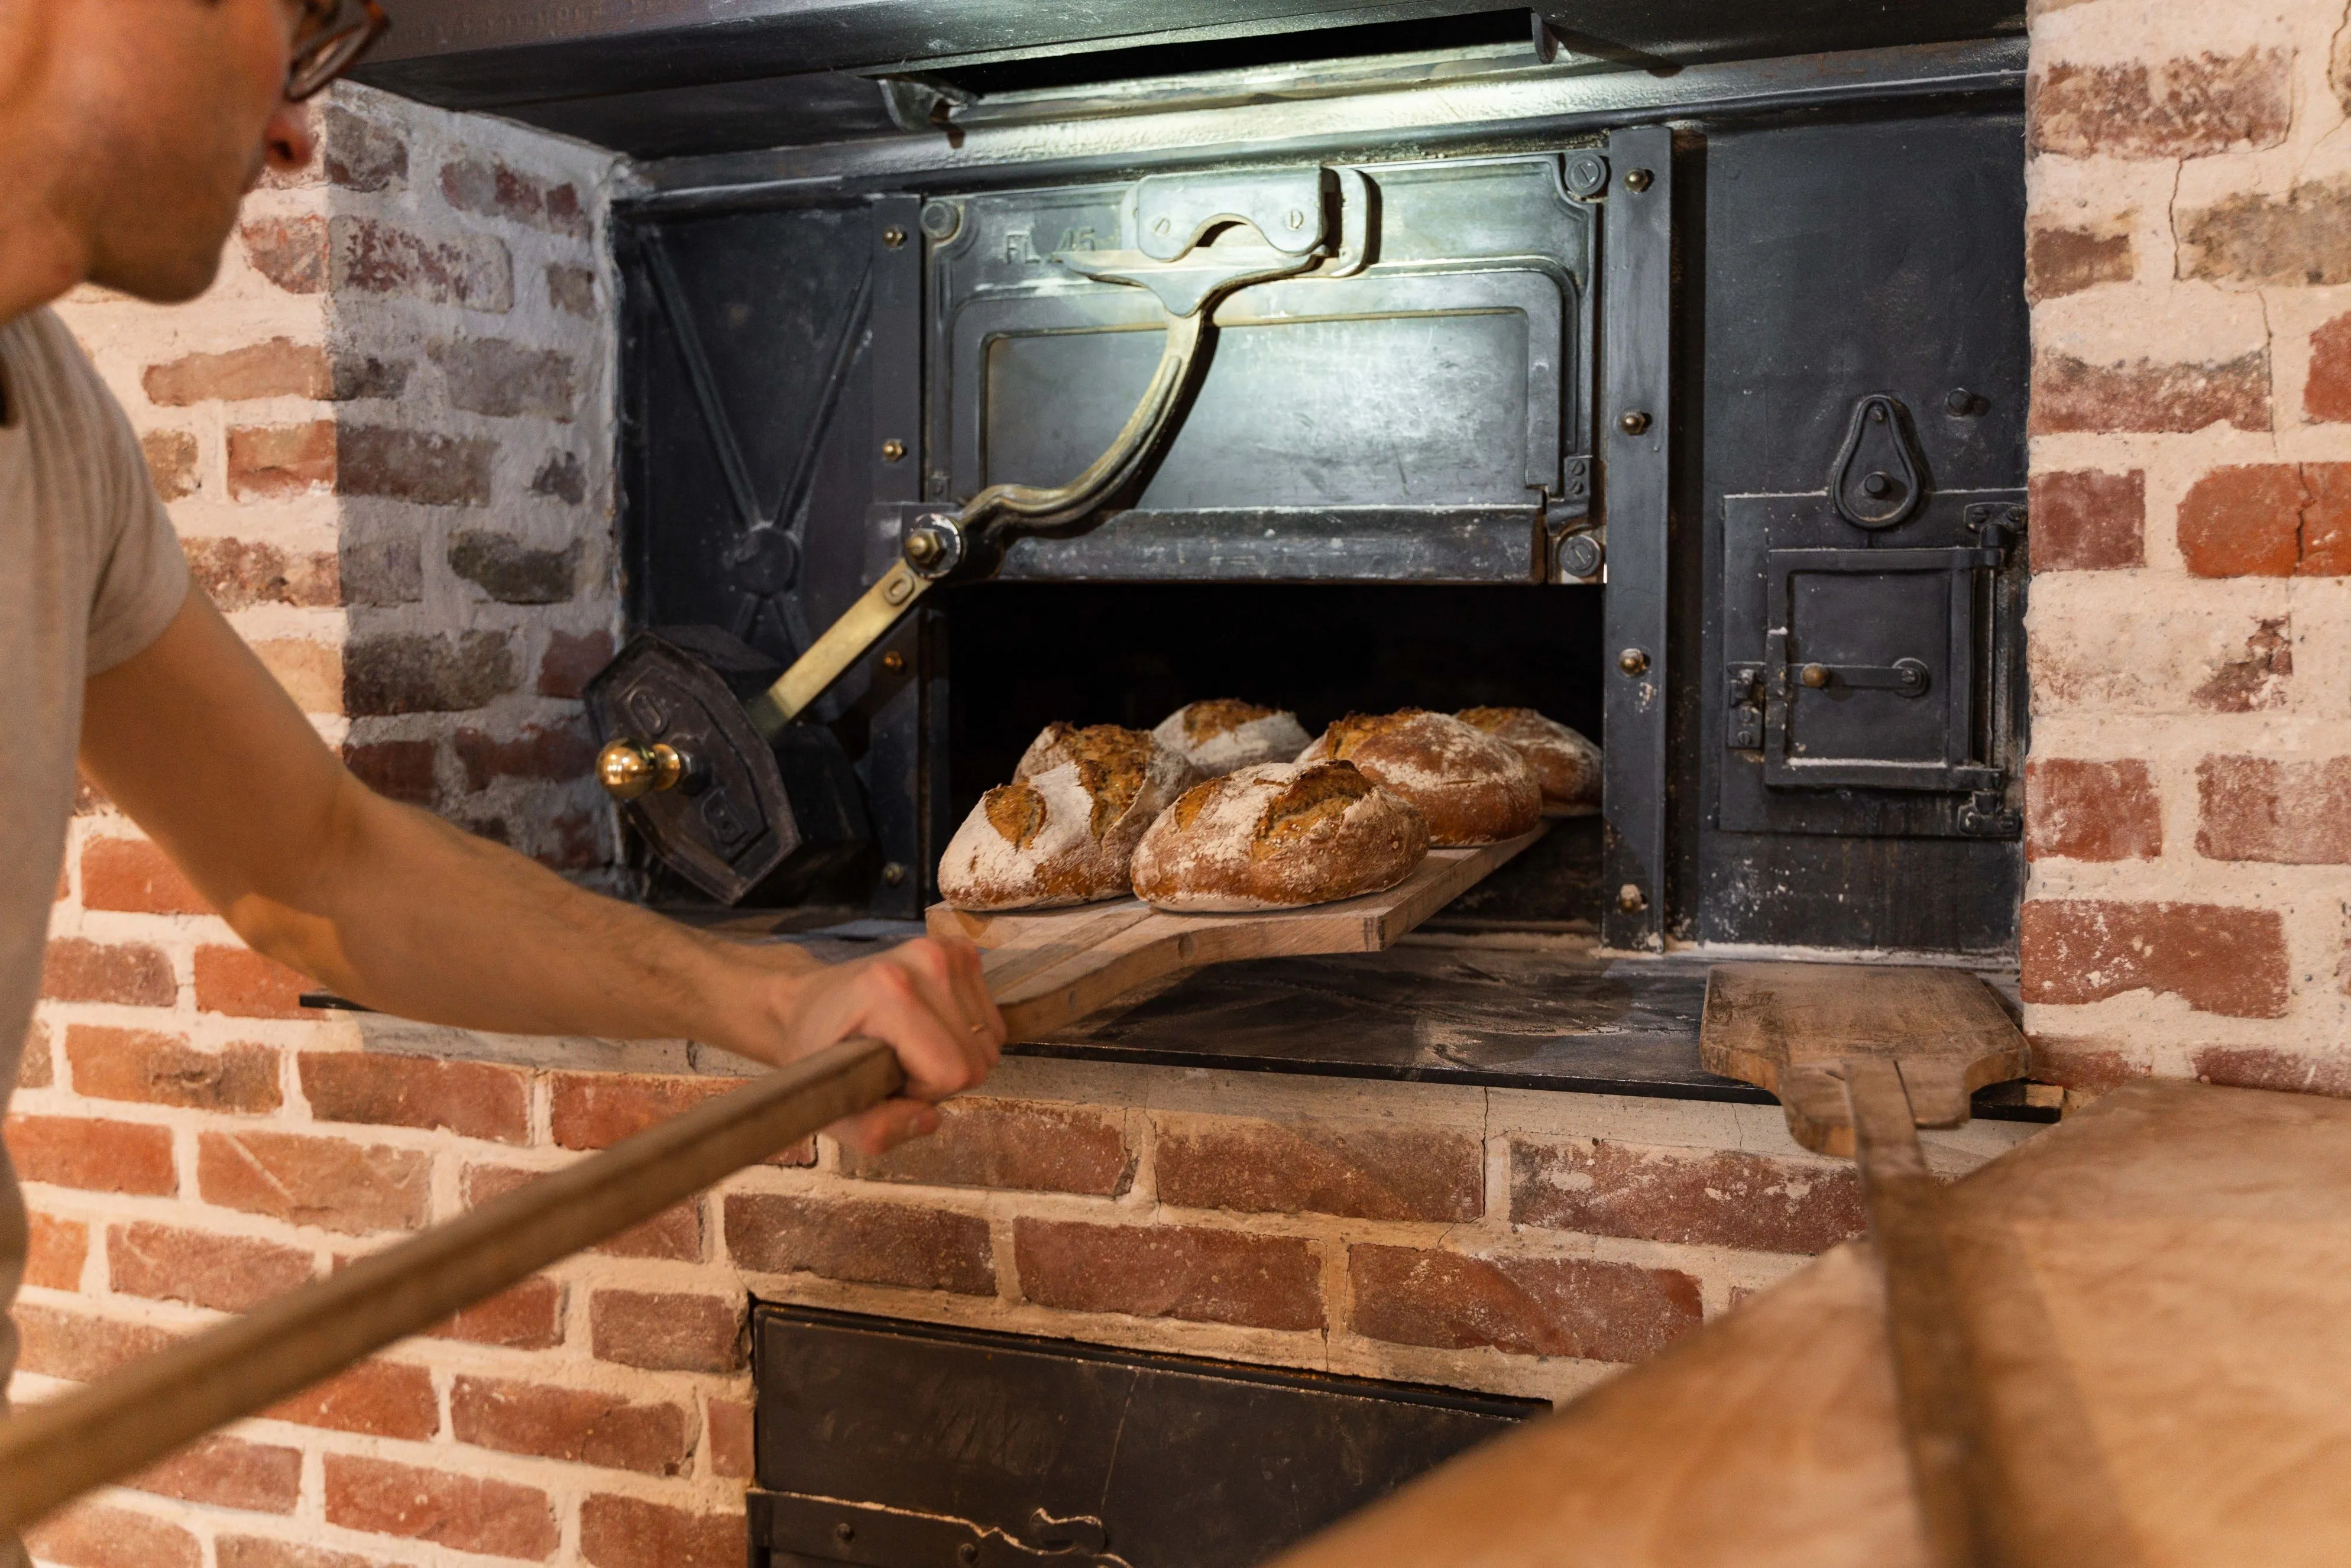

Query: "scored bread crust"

xmin=1456 ymin=706 xmax=1602 ymax=816
xmin=1296 ymin=709 xmax=1541 ymax=845
xmin=937 ymin=723 xmax=1200 ymax=911
xmin=1131 ymin=760 xmax=1429 ymax=912
xmin=1150 ymin=699 xmax=1311 ymax=777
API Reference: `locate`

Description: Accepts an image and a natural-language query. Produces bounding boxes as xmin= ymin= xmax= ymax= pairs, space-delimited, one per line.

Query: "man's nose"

xmin=263 ymin=101 xmax=318 ymax=178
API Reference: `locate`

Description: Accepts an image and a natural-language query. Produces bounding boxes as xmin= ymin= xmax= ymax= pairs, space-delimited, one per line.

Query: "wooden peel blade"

xmin=1702 ymin=963 xmax=2032 ymax=1568
xmin=0 ymin=1037 xmax=903 ymax=1538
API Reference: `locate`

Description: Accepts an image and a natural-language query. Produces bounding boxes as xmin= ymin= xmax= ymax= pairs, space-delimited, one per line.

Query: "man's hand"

xmin=723 ymin=935 xmax=1005 ymax=1155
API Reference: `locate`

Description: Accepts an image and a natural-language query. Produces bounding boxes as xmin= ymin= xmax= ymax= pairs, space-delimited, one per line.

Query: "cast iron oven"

xmin=360 ymin=8 xmax=2037 ymax=1564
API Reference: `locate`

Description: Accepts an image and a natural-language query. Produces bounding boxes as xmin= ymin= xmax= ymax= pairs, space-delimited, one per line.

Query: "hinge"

xmin=1958 ymin=789 xmax=2021 ymax=838
xmin=1725 ymin=662 xmax=1764 ymax=751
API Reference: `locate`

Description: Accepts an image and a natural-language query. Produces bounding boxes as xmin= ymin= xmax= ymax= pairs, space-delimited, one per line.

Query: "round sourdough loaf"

xmin=937 ymin=723 xmax=1197 ymax=911
xmin=1131 ymin=759 xmax=1429 ymax=912
xmin=1456 ymin=706 xmax=1602 ymax=815
xmin=1151 ymin=698 xmax=1311 ymax=777
xmin=1296 ymin=708 xmax=1541 ymax=845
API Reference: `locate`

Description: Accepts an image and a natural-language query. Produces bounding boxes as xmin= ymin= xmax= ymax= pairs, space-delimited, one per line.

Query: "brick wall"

xmin=2021 ymin=0 xmax=2351 ymax=1092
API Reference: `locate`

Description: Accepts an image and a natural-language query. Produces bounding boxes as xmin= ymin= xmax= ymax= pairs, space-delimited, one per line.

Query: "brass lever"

xmin=595 ymin=738 xmax=687 ymax=800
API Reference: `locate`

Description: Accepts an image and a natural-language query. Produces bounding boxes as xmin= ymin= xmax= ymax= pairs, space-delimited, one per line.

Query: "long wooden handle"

xmin=1845 ymin=1056 xmax=2004 ymax=1568
xmin=0 ymin=1036 xmax=904 ymax=1537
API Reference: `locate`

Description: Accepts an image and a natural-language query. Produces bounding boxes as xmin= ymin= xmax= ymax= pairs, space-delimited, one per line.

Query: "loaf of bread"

xmin=936 ymin=724 xmax=1196 ymax=911
xmin=1151 ymin=699 xmax=1311 ymax=777
xmin=1456 ymin=707 xmax=1602 ymax=815
xmin=1131 ymin=760 xmax=1429 ymax=912
xmin=1296 ymin=709 xmax=1541 ymax=845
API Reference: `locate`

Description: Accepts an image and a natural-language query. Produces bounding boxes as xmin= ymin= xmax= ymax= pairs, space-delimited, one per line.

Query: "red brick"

xmin=2025 ymin=759 xmax=2164 ymax=862
xmin=430 ymin=339 xmax=580 ymax=422
xmin=24 ymin=1502 xmax=200 ymax=1568
xmin=7 ymin=1114 xmax=175 ymax=1194
xmin=109 ymin=1220 xmax=314 ymax=1311
xmin=144 ymin=339 xmax=331 ymax=405
xmin=344 ymin=630 xmax=518 ymax=715
xmin=451 ymin=1375 xmax=692 ymax=1476
xmin=440 ymin=157 xmax=592 ymax=240
xmin=299 ymin=1051 xmax=527 ymax=1143
xmin=708 ymin=1397 xmax=754 ymax=1479
xmin=1348 ymin=1244 xmax=1702 ymax=1363
xmin=337 ymin=424 xmax=496 ymax=508
xmin=12 ymin=1303 xmax=177 ymax=1382
xmin=324 ymin=1456 xmax=556 ymax=1560
xmin=322 ymin=102 xmax=407 ymax=192
xmin=2030 ymin=49 xmax=2292 ymax=159
xmin=227 ymin=420 xmax=336 ymax=499
xmin=342 ymin=737 xmax=440 ymax=805
xmin=78 ymin=837 xmax=206 ymax=914
xmin=2180 ymin=462 xmax=2351 ymax=578
xmin=198 ymin=1129 xmax=430 ymax=1233
xmin=142 ymin=427 xmax=199 ymax=500
xmin=579 ymin=1495 xmax=744 ymax=1568
xmin=1508 ymin=1139 xmax=1864 ymax=1253
xmin=454 ymin=719 xmax=598 ymax=789
xmin=131 ymin=1434 xmax=302 ymax=1514
xmin=2025 ymin=1035 xmax=2146 ymax=1091
xmin=2308 ymin=312 xmax=2351 ymax=426
xmin=18 ymin=1018 xmax=52 ymax=1087
xmin=589 ymin=1289 xmax=744 ymax=1373
xmin=1015 ymin=1219 xmax=1321 ymax=1330
xmin=185 ymin=536 xmax=341 ymax=610
xmin=26 ymin=1209 xmax=87 ymax=1288
xmin=843 ymin=1097 xmax=1133 ymax=1196
xmin=218 ymin=1536 xmax=392 ymax=1568
xmin=2180 ymin=176 xmax=2351 ymax=289
xmin=537 ymin=628 xmax=613 ymax=697
xmin=2192 ymin=1047 xmax=2351 ymax=1099
xmin=425 ymin=1275 xmax=564 ymax=1350
xmin=263 ymin=1359 xmax=438 ymax=1438
xmin=195 ymin=945 xmax=319 ymax=1019
xmin=68 ymin=1025 xmax=281 ymax=1113
xmin=241 ymin=213 xmax=328 ymax=293
xmin=2194 ymin=615 xmax=2296 ymax=713
xmin=1154 ymin=1116 xmax=1479 ymax=1221
xmin=553 ymin=1072 xmax=756 ymax=1151
xmin=530 ymin=449 xmax=588 ymax=503
xmin=2030 ymin=349 xmax=2269 ymax=436
xmin=329 ymin=216 xmax=514 ymax=312
xmin=41 ymin=937 xmax=175 ymax=1006
xmin=2020 ymin=899 xmax=2290 ymax=1019
xmin=724 ymin=1193 xmax=995 ymax=1295
xmin=2197 ymin=754 xmax=2351 ymax=864
xmin=2025 ymin=221 xmax=2132 ymax=301
xmin=467 ymin=1162 xmax=702 ymax=1260
xmin=2029 ymin=469 xmax=2144 ymax=572
xmin=548 ymin=264 xmax=597 ymax=318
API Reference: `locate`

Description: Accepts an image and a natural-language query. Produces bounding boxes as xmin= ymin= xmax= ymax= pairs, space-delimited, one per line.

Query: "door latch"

xmin=1793 ymin=657 xmax=1930 ymax=696
xmin=1727 ymin=663 xmax=1764 ymax=751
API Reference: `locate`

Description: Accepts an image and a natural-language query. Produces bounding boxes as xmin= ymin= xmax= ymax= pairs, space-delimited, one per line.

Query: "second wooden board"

xmin=928 ymin=828 xmax=1545 ymax=1041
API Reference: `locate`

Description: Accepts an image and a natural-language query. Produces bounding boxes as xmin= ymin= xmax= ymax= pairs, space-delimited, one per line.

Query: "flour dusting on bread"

xmin=1131 ymin=759 xmax=1429 ymax=912
xmin=1456 ymin=706 xmax=1602 ymax=815
xmin=939 ymin=723 xmax=1199 ymax=910
xmin=1151 ymin=699 xmax=1311 ymax=777
xmin=1297 ymin=709 xmax=1540 ymax=845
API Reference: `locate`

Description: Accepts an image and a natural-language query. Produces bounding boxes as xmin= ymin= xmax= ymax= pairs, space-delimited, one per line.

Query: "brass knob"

xmin=1800 ymin=663 xmax=1830 ymax=689
xmin=597 ymin=738 xmax=685 ymax=801
xmin=1618 ymin=647 xmax=1650 ymax=676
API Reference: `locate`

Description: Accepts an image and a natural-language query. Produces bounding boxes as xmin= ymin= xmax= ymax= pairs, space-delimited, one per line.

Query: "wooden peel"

xmin=0 ymin=829 xmax=1539 ymax=1536
xmin=1701 ymin=963 xmax=2030 ymax=1568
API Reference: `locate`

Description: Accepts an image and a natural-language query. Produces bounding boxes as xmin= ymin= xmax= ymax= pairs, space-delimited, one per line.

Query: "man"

xmin=0 ymin=0 xmax=1002 ymax=1504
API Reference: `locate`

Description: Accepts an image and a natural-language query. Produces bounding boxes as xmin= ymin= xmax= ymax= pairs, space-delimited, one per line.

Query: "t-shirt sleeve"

xmin=50 ymin=316 xmax=190 ymax=675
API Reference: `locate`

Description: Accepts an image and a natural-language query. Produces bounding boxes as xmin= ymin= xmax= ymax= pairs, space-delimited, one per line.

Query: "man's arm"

xmin=79 ymin=588 xmax=1000 ymax=1152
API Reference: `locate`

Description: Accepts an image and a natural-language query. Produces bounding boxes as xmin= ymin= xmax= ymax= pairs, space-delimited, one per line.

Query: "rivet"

xmin=1617 ymin=883 xmax=1648 ymax=913
xmin=959 ymin=1546 xmax=980 ymax=1566
xmin=1945 ymin=387 xmax=1979 ymax=416
xmin=881 ymin=439 xmax=906 ymax=462
xmin=1861 ymin=471 xmax=1892 ymax=497
xmin=882 ymin=226 xmax=906 ymax=248
xmin=1801 ymin=663 xmax=1830 ymax=689
xmin=834 ymin=1522 xmax=857 ymax=1544
xmin=882 ymin=863 xmax=908 ymax=887
xmin=881 ymin=650 xmax=907 ymax=673
xmin=1623 ymin=167 xmax=1654 ymax=192
xmin=1617 ymin=647 xmax=1650 ymax=676
xmin=1618 ymin=409 xmax=1651 ymax=436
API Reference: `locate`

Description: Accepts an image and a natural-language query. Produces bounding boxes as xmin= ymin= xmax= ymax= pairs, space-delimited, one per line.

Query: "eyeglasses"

xmin=286 ymin=0 xmax=390 ymax=102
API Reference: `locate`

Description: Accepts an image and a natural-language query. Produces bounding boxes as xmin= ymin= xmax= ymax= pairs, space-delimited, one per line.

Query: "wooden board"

xmin=928 ymin=828 xmax=1544 ymax=1041
xmin=1268 ymin=1079 xmax=2351 ymax=1568
xmin=1702 ymin=962 xmax=2030 ymax=1155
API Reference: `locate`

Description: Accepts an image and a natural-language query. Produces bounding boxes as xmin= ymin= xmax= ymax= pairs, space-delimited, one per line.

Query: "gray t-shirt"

xmin=0 ymin=309 xmax=191 ymax=1429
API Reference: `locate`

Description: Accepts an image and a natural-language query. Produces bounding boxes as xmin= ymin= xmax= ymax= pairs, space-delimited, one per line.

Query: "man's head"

xmin=47 ymin=0 xmax=384 ymax=303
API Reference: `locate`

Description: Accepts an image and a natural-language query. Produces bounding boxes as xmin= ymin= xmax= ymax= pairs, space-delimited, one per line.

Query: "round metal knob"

xmin=1800 ymin=663 xmax=1831 ymax=689
xmin=1618 ymin=647 xmax=1651 ymax=676
xmin=596 ymin=738 xmax=685 ymax=801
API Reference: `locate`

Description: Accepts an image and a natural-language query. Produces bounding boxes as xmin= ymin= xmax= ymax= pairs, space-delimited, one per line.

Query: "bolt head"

xmin=1861 ymin=471 xmax=1892 ymax=497
xmin=904 ymin=531 xmax=943 ymax=565
xmin=881 ymin=650 xmax=907 ymax=674
xmin=881 ymin=438 xmax=906 ymax=462
xmin=1618 ymin=647 xmax=1650 ymax=676
xmin=1623 ymin=167 xmax=1654 ymax=192
xmin=1618 ymin=409 xmax=1651 ymax=436
xmin=882 ymin=862 xmax=909 ymax=887
xmin=881 ymin=226 xmax=906 ymax=248
xmin=1617 ymin=883 xmax=1647 ymax=913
